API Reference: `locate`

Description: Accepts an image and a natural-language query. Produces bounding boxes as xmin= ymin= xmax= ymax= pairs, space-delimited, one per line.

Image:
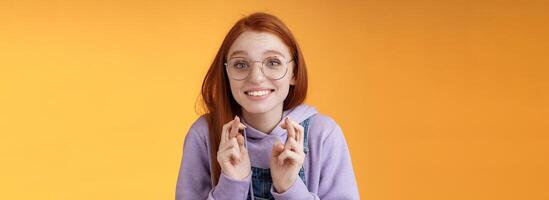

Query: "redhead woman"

xmin=176 ymin=12 xmax=359 ymax=200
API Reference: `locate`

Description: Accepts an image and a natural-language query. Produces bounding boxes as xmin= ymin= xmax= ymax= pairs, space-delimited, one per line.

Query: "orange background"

xmin=1 ymin=0 xmax=548 ymax=199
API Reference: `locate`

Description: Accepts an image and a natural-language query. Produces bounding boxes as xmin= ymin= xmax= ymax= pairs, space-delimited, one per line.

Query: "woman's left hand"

xmin=270 ymin=117 xmax=305 ymax=193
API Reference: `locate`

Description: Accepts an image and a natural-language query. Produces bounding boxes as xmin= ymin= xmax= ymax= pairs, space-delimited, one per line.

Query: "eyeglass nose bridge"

xmin=249 ymin=60 xmax=271 ymax=78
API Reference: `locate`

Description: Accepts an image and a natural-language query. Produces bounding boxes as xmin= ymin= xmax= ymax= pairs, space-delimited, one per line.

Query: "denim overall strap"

xmin=247 ymin=117 xmax=311 ymax=200
xmin=298 ymin=118 xmax=310 ymax=185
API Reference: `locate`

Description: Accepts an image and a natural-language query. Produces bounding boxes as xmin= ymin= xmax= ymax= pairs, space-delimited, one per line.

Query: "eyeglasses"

xmin=224 ymin=56 xmax=293 ymax=81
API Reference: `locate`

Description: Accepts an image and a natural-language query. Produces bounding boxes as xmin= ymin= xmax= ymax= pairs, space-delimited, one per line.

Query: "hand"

xmin=217 ymin=115 xmax=250 ymax=180
xmin=270 ymin=117 xmax=305 ymax=193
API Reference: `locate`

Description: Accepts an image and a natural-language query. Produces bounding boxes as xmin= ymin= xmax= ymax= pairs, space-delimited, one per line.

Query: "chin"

xmin=241 ymin=103 xmax=275 ymax=114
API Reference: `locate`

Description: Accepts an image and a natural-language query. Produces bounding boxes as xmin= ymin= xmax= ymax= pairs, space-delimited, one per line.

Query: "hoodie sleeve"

xmin=175 ymin=121 xmax=251 ymax=200
xmin=315 ymin=124 xmax=360 ymax=199
xmin=270 ymin=120 xmax=360 ymax=200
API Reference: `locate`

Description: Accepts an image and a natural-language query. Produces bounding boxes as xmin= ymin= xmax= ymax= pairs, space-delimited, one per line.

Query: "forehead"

xmin=227 ymin=31 xmax=291 ymax=59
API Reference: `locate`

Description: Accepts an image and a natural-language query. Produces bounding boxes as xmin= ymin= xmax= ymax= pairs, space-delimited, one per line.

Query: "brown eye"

xmin=233 ymin=61 xmax=248 ymax=69
xmin=265 ymin=58 xmax=282 ymax=68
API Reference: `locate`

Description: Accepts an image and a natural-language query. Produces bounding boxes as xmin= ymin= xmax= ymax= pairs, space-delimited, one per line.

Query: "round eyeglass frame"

xmin=224 ymin=58 xmax=294 ymax=81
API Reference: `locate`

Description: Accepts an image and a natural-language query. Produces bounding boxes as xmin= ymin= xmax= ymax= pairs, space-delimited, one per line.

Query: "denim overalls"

xmin=246 ymin=117 xmax=311 ymax=200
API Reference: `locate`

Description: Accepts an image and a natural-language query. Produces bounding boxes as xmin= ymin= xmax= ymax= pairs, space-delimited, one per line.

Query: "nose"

xmin=247 ymin=62 xmax=267 ymax=83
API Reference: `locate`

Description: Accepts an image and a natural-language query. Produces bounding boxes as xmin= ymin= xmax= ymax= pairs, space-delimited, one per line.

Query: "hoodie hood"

xmin=239 ymin=104 xmax=318 ymax=168
xmin=240 ymin=104 xmax=318 ymax=139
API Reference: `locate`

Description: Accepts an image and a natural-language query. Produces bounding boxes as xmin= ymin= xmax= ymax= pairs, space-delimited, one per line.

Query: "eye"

xmin=265 ymin=58 xmax=282 ymax=67
xmin=232 ymin=61 xmax=248 ymax=69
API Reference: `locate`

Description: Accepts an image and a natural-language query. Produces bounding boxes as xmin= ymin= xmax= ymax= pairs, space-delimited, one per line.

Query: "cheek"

xmin=278 ymin=87 xmax=290 ymax=101
xmin=229 ymin=81 xmax=242 ymax=100
xmin=274 ymin=81 xmax=292 ymax=98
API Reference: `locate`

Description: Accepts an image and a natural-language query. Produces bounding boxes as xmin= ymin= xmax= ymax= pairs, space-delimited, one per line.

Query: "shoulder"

xmin=185 ymin=115 xmax=210 ymax=143
xmin=307 ymin=113 xmax=345 ymax=144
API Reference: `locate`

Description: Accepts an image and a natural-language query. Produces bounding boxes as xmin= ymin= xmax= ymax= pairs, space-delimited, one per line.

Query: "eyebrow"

xmin=228 ymin=50 xmax=287 ymax=59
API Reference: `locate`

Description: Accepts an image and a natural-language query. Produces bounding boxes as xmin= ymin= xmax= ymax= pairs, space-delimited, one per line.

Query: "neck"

xmin=241 ymin=104 xmax=283 ymax=134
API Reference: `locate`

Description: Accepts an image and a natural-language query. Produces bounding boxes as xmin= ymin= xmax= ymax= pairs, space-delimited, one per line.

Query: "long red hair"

xmin=199 ymin=12 xmax=308 ymax=185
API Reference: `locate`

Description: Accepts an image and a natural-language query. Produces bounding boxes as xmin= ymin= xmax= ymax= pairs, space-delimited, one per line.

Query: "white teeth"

xmin=246 ymin=90 xmax=272 ymax=97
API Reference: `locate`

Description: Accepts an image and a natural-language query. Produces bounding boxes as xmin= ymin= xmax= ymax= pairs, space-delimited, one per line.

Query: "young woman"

xmin=176 ymin=12 xmax=359 ymax=200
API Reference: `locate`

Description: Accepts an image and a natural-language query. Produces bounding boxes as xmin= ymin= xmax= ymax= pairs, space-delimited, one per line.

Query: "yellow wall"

xmin=1 ymin=0 xmax=548 ymax=199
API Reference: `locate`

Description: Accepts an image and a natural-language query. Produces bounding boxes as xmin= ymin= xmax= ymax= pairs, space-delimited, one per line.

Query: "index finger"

xmin=221 ymin=120 xmax=235 ymax=144
xmin=288 ymin=120 xmax=303 ymax=141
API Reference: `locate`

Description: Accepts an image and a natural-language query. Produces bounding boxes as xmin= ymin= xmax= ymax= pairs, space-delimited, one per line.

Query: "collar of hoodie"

xmin=240 ymin=104 xmax=318 ymax=140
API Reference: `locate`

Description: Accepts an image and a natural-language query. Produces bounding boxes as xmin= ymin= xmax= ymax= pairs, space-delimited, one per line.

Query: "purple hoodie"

xmin=176 ymin=104 xmax=359 ymax=199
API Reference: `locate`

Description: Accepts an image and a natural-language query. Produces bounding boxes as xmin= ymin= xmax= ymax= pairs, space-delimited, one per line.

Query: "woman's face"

xmin=226 ymin=31 xmax=296 ymax=115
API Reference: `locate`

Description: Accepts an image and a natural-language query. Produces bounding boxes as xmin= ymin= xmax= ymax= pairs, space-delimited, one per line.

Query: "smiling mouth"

xmin=244 ymin=89 xmax=275 ymax=97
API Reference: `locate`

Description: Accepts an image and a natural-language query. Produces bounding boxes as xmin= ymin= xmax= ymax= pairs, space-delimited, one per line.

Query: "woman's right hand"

xmin=217 ymin=115 xmax=251 ymax=180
